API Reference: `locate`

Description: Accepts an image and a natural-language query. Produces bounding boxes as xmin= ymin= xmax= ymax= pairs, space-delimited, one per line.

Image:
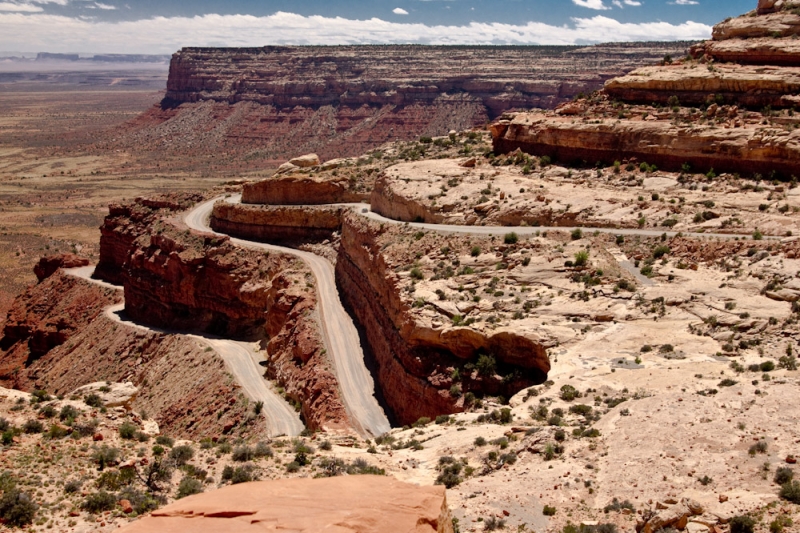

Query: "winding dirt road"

xmin=186 ymin=199 xmax=392 ymax=439
xmin=64 ymin=266 xmax=304 ymax=438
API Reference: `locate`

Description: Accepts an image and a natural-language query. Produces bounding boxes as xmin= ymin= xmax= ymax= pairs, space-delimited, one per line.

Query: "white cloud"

xmin=0 ymin=11 xmax=711 ymax=53
xmin=623 ymin=0 xmax=642 ymax=5
xmin=671 ymin=0 xmax=698 ymax=4
xmin=0 ymin=2 xmax=42 ymax=11
xmin=93 ymin=2 xmax=115 ymax=9
xmin=572 ymin=0 xmax=610 ymax=10
xmin=392 ymin=7 xmax=408 ymax=15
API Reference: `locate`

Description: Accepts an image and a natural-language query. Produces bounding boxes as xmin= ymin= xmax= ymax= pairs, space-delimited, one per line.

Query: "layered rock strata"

xmin=0 ymin=271 xmax=257 ymax=440
xmin=118 ymin=476 xmax=453 ymax=533
xmin=211 ymin=202 xmax=344 ymax=245
xmin=241 ymin=172 xmax=368 ymax=205
xmin=116 ymin=43 xmax=689 ymax=169
xmin=165 ymin=45 xmax=691 ymax=115
xmin=95 ymin=195 xmax=350 ymax=432
xmin=335 ymin=213 xmax=551 ymax=425
xmin=605 ymin=4 xmax=800 ymax=107
xmin=490 ymin=110 xmax=800 ymax=176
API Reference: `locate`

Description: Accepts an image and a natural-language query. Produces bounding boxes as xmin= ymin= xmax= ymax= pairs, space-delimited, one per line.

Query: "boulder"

xmin=116 ymin=476 xmax=453 ymax=533
xmin=71 ymin=381 xmax=138 ymax=408
xmin=34 ymin=253 xmax=90 ymax=282
xmin=289 ymin=153 xmax=321 ymax=168
xmin=758 ymin=0 xmax=780 ymax=14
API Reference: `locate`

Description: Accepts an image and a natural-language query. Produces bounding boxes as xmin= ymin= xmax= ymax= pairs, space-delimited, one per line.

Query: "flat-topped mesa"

xmin=164 ymin=44 xmax=691 ymax=117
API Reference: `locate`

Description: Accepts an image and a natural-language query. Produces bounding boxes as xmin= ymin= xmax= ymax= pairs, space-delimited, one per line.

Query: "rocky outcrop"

xmin=33 ymin=253 xmax=89 ymax=282
xmin=336 ymin=212 xmax=550 ymax=425
xmin=604 ymin=63 xmax=800 ymax=108
xmin=490 ymin=109 xmax=800 ymax=177
xmin=97 ymin=195 xmax=350 ymax=433
xmin=95 ymin=194 xmax=204 ymax=284
xmin=211 ymin=202 xmax=344 ymax=246
xmin=241 ymin=172 xmax=367 ymax=205
xmin=0 ymin=270 xmax=120 ymax=383
xmin=0 ymin=271 xmax=257 ymax=440
xmin=118 ymin=476 xmax=453 ymax=533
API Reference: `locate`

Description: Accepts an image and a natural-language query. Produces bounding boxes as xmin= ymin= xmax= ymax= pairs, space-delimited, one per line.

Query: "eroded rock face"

xmin=491 ymin=109 xmax=800 ymax=177
xmin=336 ymin=212 xmax=550 ymax=425
xmin=118 ymin=476 xmax=452 ymax=533
xmin=241 ymin=172 xmax=367 ymax=205
xmin=211 ymin=202 xmax=345 ymax=245
xmin=96 ymin=195 xmax=350 ymax=433
xmin=33 ymin=254 xmax=89 ymax=282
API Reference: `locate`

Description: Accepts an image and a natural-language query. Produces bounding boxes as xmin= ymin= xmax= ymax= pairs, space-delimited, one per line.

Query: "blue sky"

xmin=0 ymin=0 xmax=755 ymax=53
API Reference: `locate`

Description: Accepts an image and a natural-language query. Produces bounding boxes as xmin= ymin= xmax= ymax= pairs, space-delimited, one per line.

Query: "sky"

xmin=0 ymin=0 xmax=754 ymax=54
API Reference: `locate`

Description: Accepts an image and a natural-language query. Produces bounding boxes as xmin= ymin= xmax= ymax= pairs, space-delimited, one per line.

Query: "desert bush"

xmin=176 ymin=476 xmax=204 ymax=499
xmin=571 ymin=228 xmax=583 ymax=240
xmin=232 ymin=445 xmax=254 ymax=462
xmin=0 ymin=489 xmax=37 ymax=527
xmin=254 ymin=441 xmax=273 ymax=458
xmin=730 ymin=515 xmax=756 ymax=533
xmin=559 ymin=385 xmax=579 ymax=401
xmin=504 ymin=232 xmax=519 ymax=245
xmin=84 ymin=393 xmax=103 ymax=408
xmin=91 ymin=445 xmax=120 ymax=471
xmin=603 ymin=498 xmax=635 ymax=514
xmin=543 ymin=505 xmax=557 ymax=516
xmin=155 ymin=435 xmax=174 ymax=447
xmin=64 ymin=479 xmax=82 ymax=494
xmin=780 ymin=480 xmax=800 ymax=503
xmin=118 ymin=421 xmax=137 ymax=439
xmin=476 ymin=354 xmax=497 ymax=376
xmin=23 ymin=419 xmax=43 ymax=434
xmin=749 ymin=441 xmax=768 ymax=455
xmin=775 ymin=467 xmax=794 ymax=485
xmin=574 ymin=250 xmax=589 ymax=267
xmin=117 ymin=487 xmax=159 ymax=515
xmin=59 ymin=405 xmax=80 ymax=422
xmin=474 ymin=436 xmax=487 ymax=447
xmin=82 ymin=491 xmax=116 ymax=513
xmin=170 ymin=445 xmax=195 ymax=466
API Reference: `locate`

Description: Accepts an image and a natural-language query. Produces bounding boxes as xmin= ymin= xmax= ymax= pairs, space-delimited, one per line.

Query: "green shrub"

xmin=84 ymin=394 xmax=104 ymax=408
xmin=64 ymin=479 xmax=82 ymax=494
xmin=504 ymin=232 xmax=518 ymax=245
xmin=543 ymin=505 xmax=557 ymax=516
xmin=653 ymin=245 xmax=670 ymax=259
xmin=232 ymin=445 xmax=254 ymax=462
xmin=82 ymin=490 xmax=117 ymax=513
xmin=91 ymin=445 xmax=120 ymax=471
xmin=156 ymin=435 xmax=174 ymax=447
xmin=574 ymin=250 xmax=589 ymax=267
xmin=471 ymin=246 xmax=481 ymax=257
xmin=559 ymin=385 xmax=579 ymax=401
xmin=118 ymin=421 xmax=137 ymax=439
xmin=0 ymin=489 xmax=37 ymax=527
xmin=170 ymin=445 xmax=195 ymax=466
xmin=780 ymin=480 xmax=800 ymax=503
xmin=117 ymin=487 xmax=158 ymax=515
xmin=476 ymin=354 xmax=497 ymax=376
xmin=176 ymin=476 xmax=204 ymax=499
xmin=730 ymin=515 xmax=756 ymax=533
xmin=474 ymin=436 xmax=487 ymax=446
xmin=23 ymin=419 xmax=43 ymax=434
xmin=775 ymin=467 xmax=794 ymax=485
xmin=571 ymin=228 xmax=583 ymax=240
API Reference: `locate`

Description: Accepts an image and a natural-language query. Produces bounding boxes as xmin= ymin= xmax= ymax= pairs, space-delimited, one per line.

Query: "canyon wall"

xmin=94 ymin=195 xmax=350 ymax=432
xmin=211 ymin=202 xmax=345 ymax=246
xmin=0 ymin=270 xmax=259 ymax=440
xmin=335 ymin=213 xmax=550 ymax=425
xmin=114 ymin=43 xmax=690 ymax=169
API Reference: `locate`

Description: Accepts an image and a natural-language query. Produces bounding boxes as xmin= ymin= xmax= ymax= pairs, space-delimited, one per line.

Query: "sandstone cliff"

xmin=491 ymin=106 xmax=800 ymax=177
xmin=113 ymin=43 xmax=689 ymax=171
xmin=336 ymin=213 xmax=550 ymax=425
xmin=95 ymin=195 xmax=350 ymax=432
xmin=0 ymin=270 xmax=258 ymax=440
xmin=211 ymin=202 xmax=344 ymax=245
